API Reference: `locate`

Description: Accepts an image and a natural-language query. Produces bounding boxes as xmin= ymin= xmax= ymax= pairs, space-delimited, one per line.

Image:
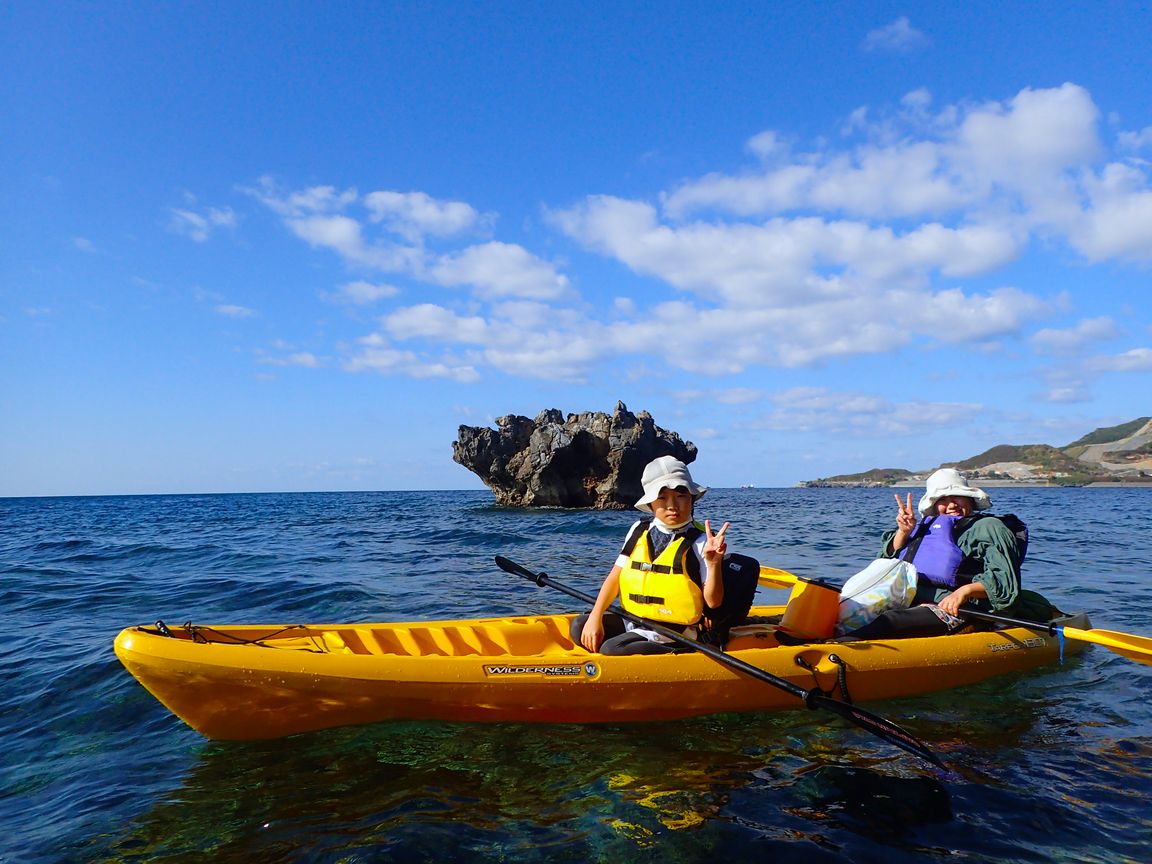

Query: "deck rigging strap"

xmin=795 ymin=653 xmax=853 ymax=704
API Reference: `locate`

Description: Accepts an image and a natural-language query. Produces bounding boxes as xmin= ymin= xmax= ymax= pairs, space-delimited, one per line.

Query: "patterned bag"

xmin=835 ymin=558 xmax=919 ymax=635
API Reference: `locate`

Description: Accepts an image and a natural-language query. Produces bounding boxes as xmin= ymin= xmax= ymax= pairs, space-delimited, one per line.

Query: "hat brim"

xmin=635 ymin=477 xmax=708 ymax=512
xmin=917 ymin=484 xmax=991 ymax=516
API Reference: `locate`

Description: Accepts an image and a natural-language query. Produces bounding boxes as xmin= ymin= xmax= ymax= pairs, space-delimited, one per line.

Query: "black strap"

xmin=619 ymin=518 xmax=650 ymax=557
xmin=628 ymin=561 xmax=674 ymax=574
xmin=795 ymin=653 xmax=852 ymax=703
xmin=621 ymin=521 xmax=704 ymax=585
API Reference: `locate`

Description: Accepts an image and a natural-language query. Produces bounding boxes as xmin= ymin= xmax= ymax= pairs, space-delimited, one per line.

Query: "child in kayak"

xmin=571 ymin=456 xmax=735 ymax=655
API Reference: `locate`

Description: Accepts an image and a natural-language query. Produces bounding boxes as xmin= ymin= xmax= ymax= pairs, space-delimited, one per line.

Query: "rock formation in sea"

xmin=452 ymin=402 xmax=698 ymax=508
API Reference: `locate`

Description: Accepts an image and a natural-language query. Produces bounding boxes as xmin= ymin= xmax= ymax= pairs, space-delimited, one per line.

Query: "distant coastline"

xmin=802 ymin=479 xmax=1152 ymax=489
xmin=889 ymin=479 xmax=1152 ymax=488
xmin=798 ymin=416 xmax=1152 ymax=490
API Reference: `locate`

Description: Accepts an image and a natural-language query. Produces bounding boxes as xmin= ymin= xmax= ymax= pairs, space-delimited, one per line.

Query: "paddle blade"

xmin=1066 ymin=626 xmax=1152 ymax=666
xmin=758 ymin=566 xmax=799 ymax=589
xmin=807 ymin=693 xmax=945 ymax=769
xmin=495 ymin=555 xmax=544 ymax=586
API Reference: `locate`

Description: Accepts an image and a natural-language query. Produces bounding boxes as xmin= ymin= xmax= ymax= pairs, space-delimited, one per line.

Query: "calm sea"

xmin=1 ymin=488 xmax=1150 ymax=863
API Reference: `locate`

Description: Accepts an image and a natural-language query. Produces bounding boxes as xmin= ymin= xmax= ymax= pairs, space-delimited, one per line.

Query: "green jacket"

xmin=881 ymin=514 xmax=1022 ymax=612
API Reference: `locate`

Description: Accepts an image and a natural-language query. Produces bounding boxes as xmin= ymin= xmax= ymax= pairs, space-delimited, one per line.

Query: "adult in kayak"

xmin=571 ymin=456 xmax=732 ymax=655
xmin=839 ymin=467 xmax=1052 ymax=640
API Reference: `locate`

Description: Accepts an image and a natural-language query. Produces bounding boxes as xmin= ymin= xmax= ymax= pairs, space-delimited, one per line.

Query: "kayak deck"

xmin=114 ymin=604 xmax=1090 ymax=740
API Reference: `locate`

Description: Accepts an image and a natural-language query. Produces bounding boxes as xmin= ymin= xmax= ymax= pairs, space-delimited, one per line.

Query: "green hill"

xmin=806 ymin=468 xmax=915 ymax=486
xmin=951 ymin=444 xmax=1085 ymax=474
xmin=801 ymin=416 xmax=1152 ymax=487
xmin=1065 ymin=417 xmax=1150 ymax=449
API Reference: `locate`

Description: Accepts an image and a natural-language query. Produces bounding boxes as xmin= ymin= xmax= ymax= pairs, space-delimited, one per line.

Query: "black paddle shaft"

xmin=494 ymin=555 xmax=944 ymax=768
xmin=960 ymin=608 xmax=1056 ymax=632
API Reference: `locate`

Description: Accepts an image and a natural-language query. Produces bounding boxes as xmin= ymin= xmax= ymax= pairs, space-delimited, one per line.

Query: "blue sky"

xmin=3 ymin=2 xmax=1152 ymax=496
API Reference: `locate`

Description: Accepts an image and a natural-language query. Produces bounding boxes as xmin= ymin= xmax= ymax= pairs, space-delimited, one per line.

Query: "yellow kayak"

xmin=113 ymin=603 xmax=1089 ymax=741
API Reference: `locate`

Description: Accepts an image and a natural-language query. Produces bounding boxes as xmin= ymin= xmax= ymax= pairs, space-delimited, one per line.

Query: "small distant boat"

xmin=114 ymin=602 xmax=1090 ymax=741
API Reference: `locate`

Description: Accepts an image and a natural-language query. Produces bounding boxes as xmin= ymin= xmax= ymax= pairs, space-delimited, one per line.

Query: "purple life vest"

xmin=899 ymin=515 xmax=965 ymax=589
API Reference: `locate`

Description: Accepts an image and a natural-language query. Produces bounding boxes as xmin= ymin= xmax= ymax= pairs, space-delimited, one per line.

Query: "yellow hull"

xmin=114 ymin=604 xmax=1088 ymax=740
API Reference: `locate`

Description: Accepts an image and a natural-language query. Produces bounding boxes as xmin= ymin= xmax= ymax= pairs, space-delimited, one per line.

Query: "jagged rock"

xmin=452 ymin=402 xmax=698 ymax=508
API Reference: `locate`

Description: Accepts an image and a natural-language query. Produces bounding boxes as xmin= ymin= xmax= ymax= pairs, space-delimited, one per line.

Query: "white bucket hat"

xmin=635 ymin=456 xmax=707 ymax=512
xmin=917 ymin=467 xmax=991 ymax=516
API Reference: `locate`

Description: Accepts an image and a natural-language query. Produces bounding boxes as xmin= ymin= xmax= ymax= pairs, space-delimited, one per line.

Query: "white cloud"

xmin=552 ymin=195 xmax=1042 ymax=368
xmin=215 ymin=304 xmax=256 ymax=318
xmin=1118 ymin=126 xmax=1152 ymax=152
xmin=1035 ymin=341 xmax=1152 ymax=404
xmin=746 ymin=130 xmax=786 ymax=161
xmin=251 ymin=182 xmax=567 ymax=299
xmin=906 ymin=287 xmax=1047 ymax=342
xmin=379 ymin=300 xmax=607 ymax=383
xmin=1031 ymin=317 xmax=1120 ymax=354
xmin=285 ymin=214 xmax=419 ymax=271
xmin=73 ymin=237 xmax=96 ymax=252
xmin=343 ymin=334 xmax=480 ymax=383
xmin=1072 ymin=163 xmax=1152 ymax=261
xmin=428 ymin=242 xmax=569 ymax=300
xmin=1085 ymin=347 xmax=1152 ymax=373
xmin=1040 ymin=385 xmax=1091 ymax=404
xmin=247 ymin=179 xmax=357 ymax=217
xmin=246 ymin=180 xmax=422 ymax=271
xmin=383 ymin=304 xmax=489 ymax=342
xmin=245 ymin=84 xmax=1152 ymax=384
xmin=861 ymin=17 xmax=929 ymax=53
xmin=481 ymin=330 xmax=603 ymax=382
xmin=260 ymin=352 xmax=323 ymax=368
xmin=364 ymin=190 xmax=485 ymax=241
xmin=332 ymin=280 xmax=400 ymax=304
xmin=169 ymin=205 xmax=236 ymax=242
xmin=954 ymin=85 xmax=1100 ymax=188
xmin=755 ymin=387 xmax=980 ymax=436
xmin=663 ymin=83 xmax=1102 ymax=226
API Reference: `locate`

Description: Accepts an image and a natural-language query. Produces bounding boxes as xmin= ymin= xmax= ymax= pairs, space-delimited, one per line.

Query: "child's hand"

xmin=703 ymin=519 xmax=729 ymax=563
xmin=580 ymin=616 xmax=604 ymax=652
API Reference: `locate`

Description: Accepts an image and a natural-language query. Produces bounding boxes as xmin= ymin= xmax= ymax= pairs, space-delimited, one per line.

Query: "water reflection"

xmin=100 ymin=714 xmax=965 ymax=863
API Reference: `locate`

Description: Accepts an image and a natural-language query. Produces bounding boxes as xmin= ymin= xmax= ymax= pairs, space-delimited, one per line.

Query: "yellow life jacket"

xmin=618 ymin=521 xmax=705 ymax=626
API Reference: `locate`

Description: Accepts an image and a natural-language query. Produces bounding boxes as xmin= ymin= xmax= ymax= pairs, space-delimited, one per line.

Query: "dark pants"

xmin=569 ymin=612 xmax=681 ymax=655
xmin=839 ymin=605 xmax=958 ymax=641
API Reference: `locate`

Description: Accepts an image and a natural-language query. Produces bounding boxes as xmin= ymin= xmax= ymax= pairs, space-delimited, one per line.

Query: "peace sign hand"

xmin=703 ymin=519 xmax=729 ymax=563
xmin=895 ymin=493 xmax=917 ymax=534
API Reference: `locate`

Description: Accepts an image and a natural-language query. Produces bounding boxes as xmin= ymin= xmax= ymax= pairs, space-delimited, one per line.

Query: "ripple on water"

xmin=1 ymin=489 xmax=1150 ymax=863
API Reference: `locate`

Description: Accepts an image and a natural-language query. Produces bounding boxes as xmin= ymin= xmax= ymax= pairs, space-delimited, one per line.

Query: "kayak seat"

xmin=487 ymin=618 xmax=572 ymax=655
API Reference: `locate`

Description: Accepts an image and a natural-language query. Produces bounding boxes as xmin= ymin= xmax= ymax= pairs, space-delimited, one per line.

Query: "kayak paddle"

xmin=494 ymin=555 xmax=944 ymax=769
xmin=764 ymin=569 xmax=1152 ymax=668
xmin=762 ymin=564 xmax=1152 ymax=667
xmin=758 ymin=565 xmax=800 ymax=589
xmin=959 ymin=608 xmax=1152 ymax=667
